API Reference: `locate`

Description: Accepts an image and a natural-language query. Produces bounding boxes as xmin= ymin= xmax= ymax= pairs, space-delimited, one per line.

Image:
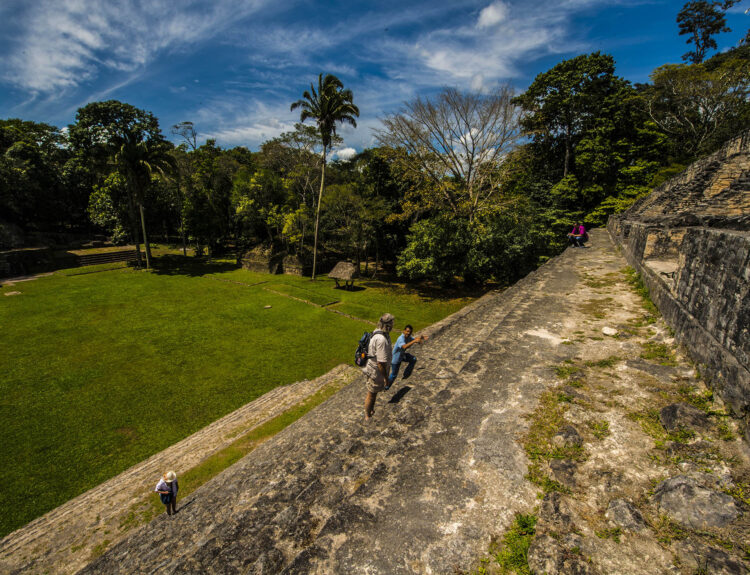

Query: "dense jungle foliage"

xmin=1 ymin=41 xmax=748 ymax=286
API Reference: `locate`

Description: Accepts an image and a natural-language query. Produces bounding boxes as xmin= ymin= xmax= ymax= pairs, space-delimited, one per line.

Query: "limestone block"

xmin=658 ymin=403 xmax=710 ymax=433
xmin=605 ymin=498 xmax=647 ymax=532
xmin=652 ymin=475 xmax=739 ymax=529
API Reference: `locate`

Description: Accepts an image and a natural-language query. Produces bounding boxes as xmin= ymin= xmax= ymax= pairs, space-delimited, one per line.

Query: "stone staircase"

xmin=76 ymin=231 xmax=588 ymax=575
xmin=8 ymin=228 xmax=747 ymax=574
xmin=76 ymin=249 xmax=137 ymax=267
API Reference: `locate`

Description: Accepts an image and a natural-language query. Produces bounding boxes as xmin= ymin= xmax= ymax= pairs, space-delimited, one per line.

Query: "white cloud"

xmin=332 ymin=147 xmax=357 ymax=161
xmin=471 ymin=73 xmax=485 ymax=91
xmin=477 ymin=1 xmax=509 ymax=28
xmin=4 ymin=0 xmax=268 ymax=93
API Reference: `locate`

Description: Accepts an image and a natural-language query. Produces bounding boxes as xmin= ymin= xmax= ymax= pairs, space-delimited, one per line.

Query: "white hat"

xmin=165 ymin=471 xmax=177 ymax=483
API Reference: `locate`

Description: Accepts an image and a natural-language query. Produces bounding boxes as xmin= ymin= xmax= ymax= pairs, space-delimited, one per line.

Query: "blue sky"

xmin=1 ymin=0 xmax=748 ymax=158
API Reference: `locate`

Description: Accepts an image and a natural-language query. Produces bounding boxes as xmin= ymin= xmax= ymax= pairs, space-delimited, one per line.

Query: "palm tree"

xmin=115 ymin=135 xmax=174 ymax=269
xmin=291 ymin=73 xmax=359 ymax=279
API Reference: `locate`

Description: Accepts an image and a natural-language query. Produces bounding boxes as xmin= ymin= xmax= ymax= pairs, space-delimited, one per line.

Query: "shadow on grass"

xmin=359 ymin=278 xmax=494 ymax=302
xmin=150 ymin=255 xmax=238 ymax=277
xmin=333 ymin=284 xmax=366 ymax=292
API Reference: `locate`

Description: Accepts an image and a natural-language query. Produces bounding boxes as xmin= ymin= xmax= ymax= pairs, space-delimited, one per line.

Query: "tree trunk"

xmin=127 ymin=193 xmax=143 ymax=267
xmin=312 ymin=147 xmax=326 ymax=280
xmin=563 ymin=126 xmax=571 ymax=178
xmin=139 ymin=202 xmax=152 ymax=269
xmin=374 ymin=235 xmax=380 ymax=279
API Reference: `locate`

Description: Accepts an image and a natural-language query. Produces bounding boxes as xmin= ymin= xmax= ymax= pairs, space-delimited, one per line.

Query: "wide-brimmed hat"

xmin=165 ymin=471 xmax=177 ymax=483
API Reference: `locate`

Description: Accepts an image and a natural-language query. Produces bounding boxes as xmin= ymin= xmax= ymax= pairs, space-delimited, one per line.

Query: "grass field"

xmin=0 ymin=255 xmax=475 ymax=536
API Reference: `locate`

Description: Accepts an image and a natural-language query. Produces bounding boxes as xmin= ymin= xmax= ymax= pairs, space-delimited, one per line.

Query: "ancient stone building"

xmin=608 ymin=130 xmax=750 ymax=442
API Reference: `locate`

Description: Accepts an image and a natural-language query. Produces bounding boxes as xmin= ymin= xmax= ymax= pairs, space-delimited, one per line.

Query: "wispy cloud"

xmin=477 ymin=1 xmax=510 ymax=28
xmin=393 ymin=0 xmax=605 ymax=91
xmin=180 ymin=0 xmax=608 ymax=151
xmin=3 ymin=0 xmax=269 ymax=94
xmin=198 ymin=99 xmax=297 ymax=148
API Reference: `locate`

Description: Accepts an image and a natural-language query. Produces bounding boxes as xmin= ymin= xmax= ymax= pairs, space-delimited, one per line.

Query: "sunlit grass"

xmin=0 ymin=254 xmax=474 ymax=536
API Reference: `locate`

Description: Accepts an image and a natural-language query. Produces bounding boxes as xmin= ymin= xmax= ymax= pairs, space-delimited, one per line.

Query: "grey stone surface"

xmin=674 ymin=541 xmax=749 ymax=575
xmin=553 ymin=425 xmax=583 ymax=448
xmin=652 ymin=475 xmax=740 ymax=528
xmin=549 ymin=459 xmax=577 ymax=489
xmin=608 ymin=130 xmax=750 ymax=441
xmin=659 ymin=402 xmax=711 ymax=432
xmin=605 ymin=499 xmax=647 ymax=531
xmin=536 ymin=492 xmax=576 ymax=533
xmin=527 ymin=534 xmax=597 ymax=575
xmin=14 ymin=225 xmax=747 ymax=575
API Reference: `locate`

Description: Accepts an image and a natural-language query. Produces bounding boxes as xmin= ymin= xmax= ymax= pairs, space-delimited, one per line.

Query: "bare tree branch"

xmin=375 ymin=86 xmax=521 ymax=221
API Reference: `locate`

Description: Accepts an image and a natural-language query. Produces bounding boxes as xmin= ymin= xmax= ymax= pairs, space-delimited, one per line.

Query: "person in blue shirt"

xmin=385 ymin=324 xmax=428 ymax=390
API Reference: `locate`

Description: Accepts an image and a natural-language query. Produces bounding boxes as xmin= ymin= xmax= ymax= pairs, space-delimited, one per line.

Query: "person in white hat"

xmin=362 ymin=313 xmax=394 ymax=420
xmin=155 ymin=471 xmax=179 ymax=516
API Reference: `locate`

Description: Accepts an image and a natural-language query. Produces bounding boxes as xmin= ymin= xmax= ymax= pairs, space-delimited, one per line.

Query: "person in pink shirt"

xmin=567 ymin=223 xmax=588 ymax=247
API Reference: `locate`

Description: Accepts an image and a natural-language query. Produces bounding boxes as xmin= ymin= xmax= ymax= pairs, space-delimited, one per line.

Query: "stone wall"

xmin=0 ymin=247 xmax=55 ymax=279
xmin=608 ymin=130 xmax=750 ymax=442
xmin=240 ymin=246 xmax=339 ymax=277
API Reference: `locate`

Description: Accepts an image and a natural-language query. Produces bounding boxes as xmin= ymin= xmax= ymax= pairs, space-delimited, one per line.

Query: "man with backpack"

xmin=362 ymin=313 xmax=394 ymax=421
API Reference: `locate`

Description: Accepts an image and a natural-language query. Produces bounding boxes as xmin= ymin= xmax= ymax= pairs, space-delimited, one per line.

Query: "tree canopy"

xmin=3 ymin=1 xmax=748 ymax=288
xmin=677 ymin=1 xmax=740 ymax=63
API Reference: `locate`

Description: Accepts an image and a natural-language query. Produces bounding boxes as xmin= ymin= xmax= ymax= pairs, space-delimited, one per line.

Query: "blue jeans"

xmin=388 ymin=353 xmax=417 ymax=385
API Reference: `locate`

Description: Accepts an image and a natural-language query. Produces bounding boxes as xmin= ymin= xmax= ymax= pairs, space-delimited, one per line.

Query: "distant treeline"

xmin=1 ymin=44 xmax=748 ymax=285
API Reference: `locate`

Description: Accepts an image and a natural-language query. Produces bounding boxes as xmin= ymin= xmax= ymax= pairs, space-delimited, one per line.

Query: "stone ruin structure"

xmin=240 ymin=246 xmax=309 ymax=276
xmin=3 ymin=135 xmax=749 ymax=575
xmin=608 ymin=130 xmax=750 ymax=443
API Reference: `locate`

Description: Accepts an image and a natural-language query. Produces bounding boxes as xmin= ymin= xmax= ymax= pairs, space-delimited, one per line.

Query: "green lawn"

xmin=0 ymin=256 xmax=474 ymax=536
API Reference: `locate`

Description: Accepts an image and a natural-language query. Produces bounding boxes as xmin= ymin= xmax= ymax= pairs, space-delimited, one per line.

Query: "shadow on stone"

xmin=388 ymin=386 xmax=412 ymax=404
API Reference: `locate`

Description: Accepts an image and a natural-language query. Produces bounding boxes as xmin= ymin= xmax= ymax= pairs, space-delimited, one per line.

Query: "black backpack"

xmin=354 ymin=331 xmax=373 ymax=367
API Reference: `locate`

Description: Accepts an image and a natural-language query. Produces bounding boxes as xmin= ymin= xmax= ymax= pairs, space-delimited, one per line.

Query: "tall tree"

xmin=512 ymin=52 xmax=617 ymax=179
xmin=69 ymin=101 xmax=166 ymax=266
xmin=645 ymin=47 xmax=750 ymax=158
xmin=677 ymin=1 xmax=740 ymax=63
xmin=0 ymin=120 xmax=72 ymax=242
xmin=376 ymin=86 xmax=520 ymax=223
xmin=115 ymin=135 xmax=174 ymax=268
xmin=184 ymin=139 xmax=236 ymax=259
xmin=291 ymin=73 xmax=359 ymax=279
xmin=170 ymin=121 xmax=201 ymax=255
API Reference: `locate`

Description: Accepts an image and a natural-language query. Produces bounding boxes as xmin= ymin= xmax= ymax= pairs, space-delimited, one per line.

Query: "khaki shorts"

xmin=364 ymin=371 xmax=387 ymax=393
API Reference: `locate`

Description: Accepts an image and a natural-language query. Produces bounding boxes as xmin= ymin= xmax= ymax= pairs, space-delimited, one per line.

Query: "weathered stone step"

xmin=76 ymin=250 xmax=137 ymax=266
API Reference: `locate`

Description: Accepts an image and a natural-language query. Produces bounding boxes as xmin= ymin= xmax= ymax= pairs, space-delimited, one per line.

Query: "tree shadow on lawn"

xmin=150 ymin=254 xmax=238 ymax=277
xmin=359 ymin=278 xmax=494 ymax=302
xmin=332 ymin=284 xmax=366 ymax=292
